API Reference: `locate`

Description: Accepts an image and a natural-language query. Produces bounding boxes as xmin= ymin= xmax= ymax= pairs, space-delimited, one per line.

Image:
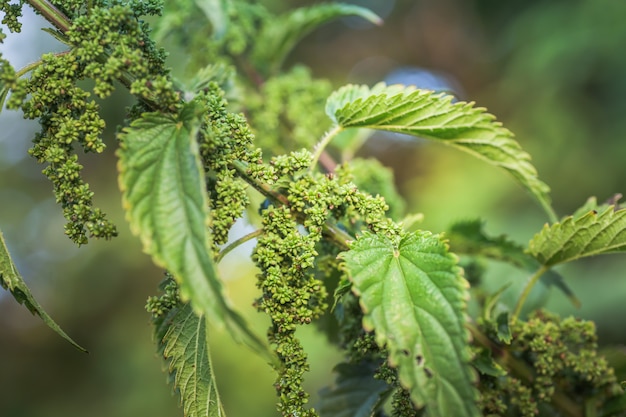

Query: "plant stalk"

xmin=216 ymin=228 xmax=264 ymax=263
xmin=27 ymin=0 xmax=71 ymax=33
xmin=511 ymin=265 xmax=548 ymax=324
xmin=309 ymin=125 xmax=343 ymax=172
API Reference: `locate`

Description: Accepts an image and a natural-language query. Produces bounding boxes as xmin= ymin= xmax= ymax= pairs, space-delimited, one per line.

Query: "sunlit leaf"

xmin=340 ymin=231 xmax=480 ymax=417
xmin=117 ymin=102 xmax=272 ymax=361
xmin=318 ymin=361 xmax=390 ymax=417
xmin=0 ymin=230 xmax=86 ymax=352
xmin=528 ymin=205 xmax=626 ymax=267
xmin=325 ymin=84 xmax=555 ymax=220
xmin=156 ymin=303 xmax=225 ymax=417
xmin=253 ymin=4 xmax=381 ymax=75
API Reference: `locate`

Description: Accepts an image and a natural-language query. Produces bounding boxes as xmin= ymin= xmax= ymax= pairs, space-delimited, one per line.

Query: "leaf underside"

xmin=156 ymin=303 xmax=225 ymax=417
xmin=116 ymin=103 xmax=270 ymax=360
xmin=340 ymin=231 xmax=480 ymax=417
xmin=325 ymin=83 xmax=554 ymax=220
xmin=529 ymin=206 xmax=626 ymax=267
xmin=0 ymin=230 xmax=86 ymax=352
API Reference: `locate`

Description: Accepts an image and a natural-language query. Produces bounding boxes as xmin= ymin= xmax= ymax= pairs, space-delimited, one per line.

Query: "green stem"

xmin=27 ymin=0 xmax=71 ymax=33
xmin=309 ymin=125 xmax=343 ymax=172
xmin=216 ymin=228 xmax=264 ymax=263
xmin=15 ymin=51 xmax=71 ymax=78
xmin=512 ymin=265 xmax=549 ymax=324
xmin=542 ymin=200 xmax=558 ymax=224
xmin=230 ymin=160 xmax=353 ymax=251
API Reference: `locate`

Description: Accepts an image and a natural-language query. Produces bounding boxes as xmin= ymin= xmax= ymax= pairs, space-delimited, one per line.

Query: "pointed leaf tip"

xmin=0 ymin=230 xmax=86 ymax=352
xmin=157 ymin=304 xmax=226 ymax=417
xmin=529 ymin=205 xmax=626 ymax=267
xmin=326 ymin=83 xmax=555 ymax=219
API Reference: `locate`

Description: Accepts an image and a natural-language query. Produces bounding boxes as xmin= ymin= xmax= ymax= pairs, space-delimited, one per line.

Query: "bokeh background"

xmin=1 ymin=0 xmax=626 ymax=416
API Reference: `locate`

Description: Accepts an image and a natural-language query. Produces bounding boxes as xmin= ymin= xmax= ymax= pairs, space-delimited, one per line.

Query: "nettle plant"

xmin=1 ymin=1 xmax=626 ymax=416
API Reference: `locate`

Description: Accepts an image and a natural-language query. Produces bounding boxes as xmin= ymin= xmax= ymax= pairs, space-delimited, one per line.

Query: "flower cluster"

xmin=3 ymin=1 xmax=177 ymax=244
xmin=253 ymin=204 xmax=327 ymax=417
xmin=478 ymin=310 xmax=623 ymax=416
xmin=196 ymin=84 xmax=263 ymax=247
xmin=145 ymin=274 xmax=180 ymax=319
xmin=0 ymin=0 xmax=22 ymax=33
xmin=247 ymin=66 xmax=333 ymax=154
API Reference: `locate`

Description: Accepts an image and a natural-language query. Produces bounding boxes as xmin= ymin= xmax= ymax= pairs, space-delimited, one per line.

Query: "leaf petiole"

xmin=26 ymin=0 xmax=71 ymax=33
xmin=216 ymin=228 xmax=264 ymax=263
xmin=511 ymin=265 xmax=549 ymax=323
xmin=309 ymin=125 xmax=343 ymax=172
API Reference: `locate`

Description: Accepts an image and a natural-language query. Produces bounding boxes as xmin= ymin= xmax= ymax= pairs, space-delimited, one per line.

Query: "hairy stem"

xmin=15 ymin=50 xmax=71 ymax=78
xmin=309 ymin=125 xmax=343 ymax=172
xmin=27 ymin=0 xmax=71 ymax=32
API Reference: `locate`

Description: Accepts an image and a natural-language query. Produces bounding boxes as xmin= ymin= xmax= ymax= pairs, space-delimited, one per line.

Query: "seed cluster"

xmin=2 ymin=1 xmax=176 ymax=244
xmin=478 ymin=310 xmax=623 ymax=416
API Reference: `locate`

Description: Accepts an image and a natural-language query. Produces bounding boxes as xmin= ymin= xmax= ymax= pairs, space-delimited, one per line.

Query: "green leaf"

xmin=117 ymin=103 xmax=272 ymax=362
xmin=252 ymin=4 xmax=381 ymax=75
xmin=195 ymin=0 xmax=231 ymax=39
xmin=0 ymin=230 xmax=86 ymax=352
xmin=340 ymin=231 xmax=480 ymax=417
xmin=571 ymin=194 xmax=624 ymax=220
xmin=472 ymin=349 xmax=507 ymax=378
xmin=448 ymin=220 xmax=537 ymax=271
xmin=326 ymin=84 xmax=555 ymax=220
xmin=318 ymin=361 xmax=391 ymax=417
xmin=156 ymin=303 xmax=225 ymax=417
xmin=528 ymin=205 xmax=626 ymax=267
xmin=448 ymin=220 xmax=580 ymax=307
xmin=495 ymin=312 xmax=512 ymax=344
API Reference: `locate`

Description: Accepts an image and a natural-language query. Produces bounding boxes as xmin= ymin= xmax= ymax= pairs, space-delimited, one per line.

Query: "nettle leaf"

xmin=195 ymin=0 xmax=231 ymax=39
xmin=157 ymin=303 xmax=225 ymax=417
xmin=528 ymin=206 xmax=626 ymax=267
xmin=0 ymin=230 xmax=86 ymax=352
xmin=117 ymin=103 xmax=271 ymax=360
xmin=340 ymin=231 xmax=480 ymax=417
xmin=448 ymin=220 xmax=579 ymax=307
xmin=318 ymin=361 xmax=391 ymax=417
xmin=326 ymin=84 xmax=555 ymax=220
xmin=253 ymin=4 xmax=381 ymax=75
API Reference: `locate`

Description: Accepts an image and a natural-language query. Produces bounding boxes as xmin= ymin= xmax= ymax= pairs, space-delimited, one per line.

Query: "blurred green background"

xmin=1 ymin=0 xmax=626 ymax=416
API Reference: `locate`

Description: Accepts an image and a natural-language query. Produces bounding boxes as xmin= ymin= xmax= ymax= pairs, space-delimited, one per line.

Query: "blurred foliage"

xmin=1 ymin=0 xmax=625 ymax=416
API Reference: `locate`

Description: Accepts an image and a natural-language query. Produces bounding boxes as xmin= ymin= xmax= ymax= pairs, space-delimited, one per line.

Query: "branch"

xmin=27 ymin=0 xmax=71 ymax=33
